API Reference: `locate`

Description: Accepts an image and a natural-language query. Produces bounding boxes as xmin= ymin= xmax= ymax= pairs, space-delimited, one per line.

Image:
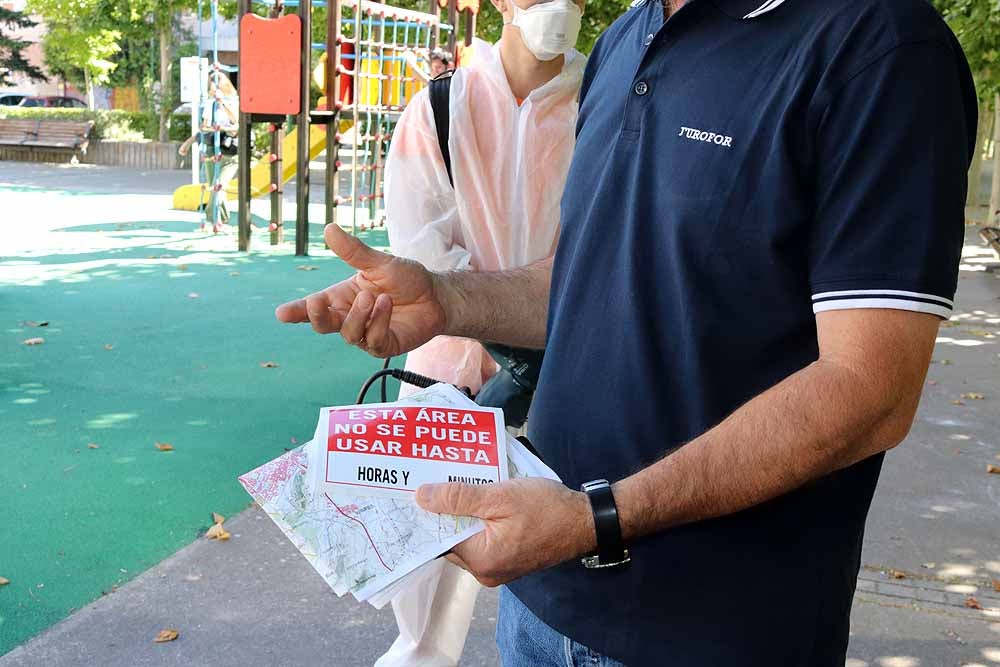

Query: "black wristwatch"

xmin=580 ymin=479 xmax=630 ymax=569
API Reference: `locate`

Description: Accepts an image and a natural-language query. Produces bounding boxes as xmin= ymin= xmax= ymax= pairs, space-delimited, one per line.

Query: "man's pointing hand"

xmin=275 ymin=224 xmax=449 ymax=358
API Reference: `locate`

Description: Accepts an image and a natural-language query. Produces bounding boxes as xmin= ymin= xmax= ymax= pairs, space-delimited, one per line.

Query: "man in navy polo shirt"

xmin=277 ymin=0 xmax=978 ymax=663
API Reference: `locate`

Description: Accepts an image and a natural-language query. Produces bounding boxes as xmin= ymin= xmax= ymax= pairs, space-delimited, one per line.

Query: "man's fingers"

xmin=275 ymin=299 xmax=309 ymax=323
xmin=325 ymin=224 xmax=390 ymax=272
xmin=305 ymin=292 xmax=341 ymax=334
xmin=340 ymin=290 xmax=376 ymax=345
xmin=363 ymin=294 xmax=394 ymax=357
xmin=416 ymin=482 xmax=494 ymax=518
xmin=446 ymin=535 xmax=504 ymax=587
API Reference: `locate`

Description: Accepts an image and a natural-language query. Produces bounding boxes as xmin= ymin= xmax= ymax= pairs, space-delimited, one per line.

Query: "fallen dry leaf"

xmin=965 ymin=597 xmax=983 ymax=610
xmin=926 ymin=380 xmax=938 ymax=386
xmin=211 ymin=512 xmax=225 ymax=525
xmin=153 ymin=629 xmax=179 ymax=643
xmin=103 ymin=344 xmax=114 ymax=351
xmin=23 ymin=337 xmax=44 ymax=346
xmin=259 ymin=361 xmax=279 ymax=368
xmin=229 ymin=271 xmax=240 ymax=277
xmin=290 ymin=436 xmax=298 ymax=444
xmin=205 ymin=523 xmax=230 ymax=541
xmin=296 ymin=265 xmax=319 ymax=271
xmin=922 ymin=562 xmax=936 ymax=569
xmin=187 ymin=292 xmax=200 ymax=299
xmin=951 ymin=400 xmax=965 ymax=406
xmin=888 ymin=569 xmax=907 ymax=579
xmin=987 ymin=464 xmax=1000 ymax=474
xmin=0 ymin=577 xmax=9 ymax=585
xmin=961 ymin=392 xmax=985 ymax=400
xmin=87 ymin=443 xmax=100 ymax=449
xmin=154 ymin=442 xmax=174 ymax=452
xmin=178 ymin=264 xmax=188 ymax=271
xmin=992 ymin=578 xmax=1000 ymax=593
xmin=21 ymin=321 xmax=49 ymax=327
xmin=939 ymin=359 xmax=952 ymax=365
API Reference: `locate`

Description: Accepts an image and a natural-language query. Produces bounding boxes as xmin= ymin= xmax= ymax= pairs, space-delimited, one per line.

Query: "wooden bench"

xmin=0 ymin=119 xmax=95 ymax=160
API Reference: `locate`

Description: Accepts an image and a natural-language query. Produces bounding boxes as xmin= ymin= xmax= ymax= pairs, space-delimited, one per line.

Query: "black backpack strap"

xmin=428 ymin=71 xmax=454 ymax=187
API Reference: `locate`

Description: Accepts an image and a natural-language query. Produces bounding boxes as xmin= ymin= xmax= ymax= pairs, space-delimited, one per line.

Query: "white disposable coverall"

xmin=376 ymin=42 xmax=585 ymax=667
xmin=385 ymin=40 xmax=586 ymax=398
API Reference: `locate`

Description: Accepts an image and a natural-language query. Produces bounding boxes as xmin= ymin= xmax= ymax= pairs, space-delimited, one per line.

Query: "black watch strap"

xmin=580 ymin=479 xmax=630 ymax=569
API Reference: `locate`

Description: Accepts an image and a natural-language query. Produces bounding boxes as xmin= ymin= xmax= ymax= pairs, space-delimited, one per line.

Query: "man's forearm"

xmin=612 ymin=353 xmax=925 ymax=543
xmin=434 ymin=256 xmax=553 ymax=349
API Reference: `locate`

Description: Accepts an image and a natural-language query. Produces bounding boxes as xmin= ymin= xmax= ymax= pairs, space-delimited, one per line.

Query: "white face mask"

xmin=508 ymin=0 xmax=582 ymax=62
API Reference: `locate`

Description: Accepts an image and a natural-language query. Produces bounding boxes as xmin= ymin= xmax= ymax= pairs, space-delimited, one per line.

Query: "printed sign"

xmin=316 ymin=403 xmax=508 ymax=500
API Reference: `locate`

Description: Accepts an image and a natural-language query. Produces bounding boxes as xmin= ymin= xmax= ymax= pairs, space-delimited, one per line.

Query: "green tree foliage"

xmin=934 ymin=0 xmax=1000 ymax=101
xmin=27 ymin=0 xmax=122 ymax=107
xmin=934 ymin=0 xmax=1000 ymax=212
xmin=0 ymin=5 xmax=46 ymax=85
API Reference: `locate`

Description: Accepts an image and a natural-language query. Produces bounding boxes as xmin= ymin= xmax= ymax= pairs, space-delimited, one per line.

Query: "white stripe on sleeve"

xmin=812 ymin=298 xmax=952 ymax=319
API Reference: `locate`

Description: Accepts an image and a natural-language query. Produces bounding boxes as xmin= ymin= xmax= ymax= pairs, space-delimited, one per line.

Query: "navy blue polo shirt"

xmin=512 ymin=0 xmax=977 ymax=664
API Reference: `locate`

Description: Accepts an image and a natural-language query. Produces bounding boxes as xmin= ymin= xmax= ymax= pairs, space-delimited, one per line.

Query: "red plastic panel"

xmin=240 ymin=14 xmax=302 ymax=115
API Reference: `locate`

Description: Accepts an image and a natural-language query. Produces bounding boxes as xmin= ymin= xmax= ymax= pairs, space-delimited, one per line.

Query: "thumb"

xmin=325 ymin=224 xmax=390 ymax=272
xmin=416 ymin=483 xmax=493 ymax=518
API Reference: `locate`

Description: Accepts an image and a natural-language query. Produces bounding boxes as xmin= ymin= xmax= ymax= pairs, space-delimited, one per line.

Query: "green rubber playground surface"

xmin=0 ymin=178 xmax=394 ymax=655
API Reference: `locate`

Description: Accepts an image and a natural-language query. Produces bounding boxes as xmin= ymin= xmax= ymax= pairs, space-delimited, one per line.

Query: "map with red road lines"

xmin=238 ymin=384 xmax=558 ymax=605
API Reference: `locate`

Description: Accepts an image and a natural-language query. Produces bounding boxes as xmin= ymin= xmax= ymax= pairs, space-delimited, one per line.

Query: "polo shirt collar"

xmin=709 ymin=0 xmax=788 ymax=19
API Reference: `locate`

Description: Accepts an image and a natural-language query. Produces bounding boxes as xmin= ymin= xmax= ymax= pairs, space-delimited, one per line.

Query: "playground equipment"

xmin=173 ymin=0 xmax=478 ymax=253
xmin=173 ymin=0 xmax=244 ymax=232
xmin=171 ymin=123 xmax=327 ymax=208
xmin=232 ymin=0 xmax=478 ymax=254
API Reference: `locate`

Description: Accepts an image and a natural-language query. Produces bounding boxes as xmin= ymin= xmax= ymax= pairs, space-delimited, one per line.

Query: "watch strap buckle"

xmin=581 ymin=549 xmax=631 ymax=569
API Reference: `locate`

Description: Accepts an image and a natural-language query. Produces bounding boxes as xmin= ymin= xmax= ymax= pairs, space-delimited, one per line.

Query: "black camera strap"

xmin=428 ymin=71 xmax=454 ymax=187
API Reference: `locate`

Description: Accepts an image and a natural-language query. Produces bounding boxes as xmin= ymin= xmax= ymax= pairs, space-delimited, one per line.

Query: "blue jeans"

xmin=496 ymin=586 xmax=626 ymax=667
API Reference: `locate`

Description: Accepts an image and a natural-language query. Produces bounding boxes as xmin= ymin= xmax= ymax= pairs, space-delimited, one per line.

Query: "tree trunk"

xmin=84 ymin=69 xmax=94 ymax=110
xmin=990 ymin=94 xmax=1000 ymax=227
xmin=967 ymin=101 xmax=989 ymax=207
xmin=158 ymin=20 xmax=173 ymax=143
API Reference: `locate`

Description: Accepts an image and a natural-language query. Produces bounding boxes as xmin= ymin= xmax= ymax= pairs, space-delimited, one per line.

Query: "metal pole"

xmin=209 ymin=0 xmax=223 ymax=232
xmin=351 ymin=0 xmax=360 ymax=236
xmin=446 ymin=0 xmax=456 ymax=54
xmin=296 ymin=0 xmax=313 ymax=255
xmin=427 ymin=0 xmax=439 ymax=50
xmin=325 ymin=0 xmax=339 ymax=232
xmin=195 ymin=0 xmax=205 ymax=188
xmin=269 ymin=123 xmax=284 ymax=244
xmin=237 ymin=0 xmax=252 ymax=251
xmin=330 ymin=0 xmax=343 ymax=233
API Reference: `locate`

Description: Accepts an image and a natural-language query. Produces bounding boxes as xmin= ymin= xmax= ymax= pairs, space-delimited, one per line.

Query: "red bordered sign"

xmin=316 ymin=403 xmax=508 ymax=500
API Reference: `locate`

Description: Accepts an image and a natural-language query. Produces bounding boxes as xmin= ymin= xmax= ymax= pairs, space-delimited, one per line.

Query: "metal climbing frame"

xmin=235 ymin=0 xmax=479 ymax=255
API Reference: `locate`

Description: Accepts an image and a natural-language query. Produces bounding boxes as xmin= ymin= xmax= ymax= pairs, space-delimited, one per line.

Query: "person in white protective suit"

xmin=376 ymin=0 xmax=586 ymax=664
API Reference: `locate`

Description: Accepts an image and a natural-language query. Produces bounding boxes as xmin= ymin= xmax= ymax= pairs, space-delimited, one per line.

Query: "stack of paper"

xmin=238 ymin=383 xmax=558 ymax=608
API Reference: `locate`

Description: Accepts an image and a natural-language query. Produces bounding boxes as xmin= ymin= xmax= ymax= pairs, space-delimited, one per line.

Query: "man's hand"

xmin=416 ymin=478 xmax=596 ymax=587
xmin=275 ymin=224 xmax=449 ymax=357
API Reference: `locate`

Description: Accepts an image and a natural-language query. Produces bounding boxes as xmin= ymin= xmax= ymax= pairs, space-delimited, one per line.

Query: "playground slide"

xmin=172 ymin=124 xmax=329 ymax=211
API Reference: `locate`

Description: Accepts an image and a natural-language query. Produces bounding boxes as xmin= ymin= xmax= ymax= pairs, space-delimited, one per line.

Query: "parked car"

xmin=0 ymin=93 xmax=27 ymax=106
xmin=18 ymin=96 xmax=87 ymax=108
